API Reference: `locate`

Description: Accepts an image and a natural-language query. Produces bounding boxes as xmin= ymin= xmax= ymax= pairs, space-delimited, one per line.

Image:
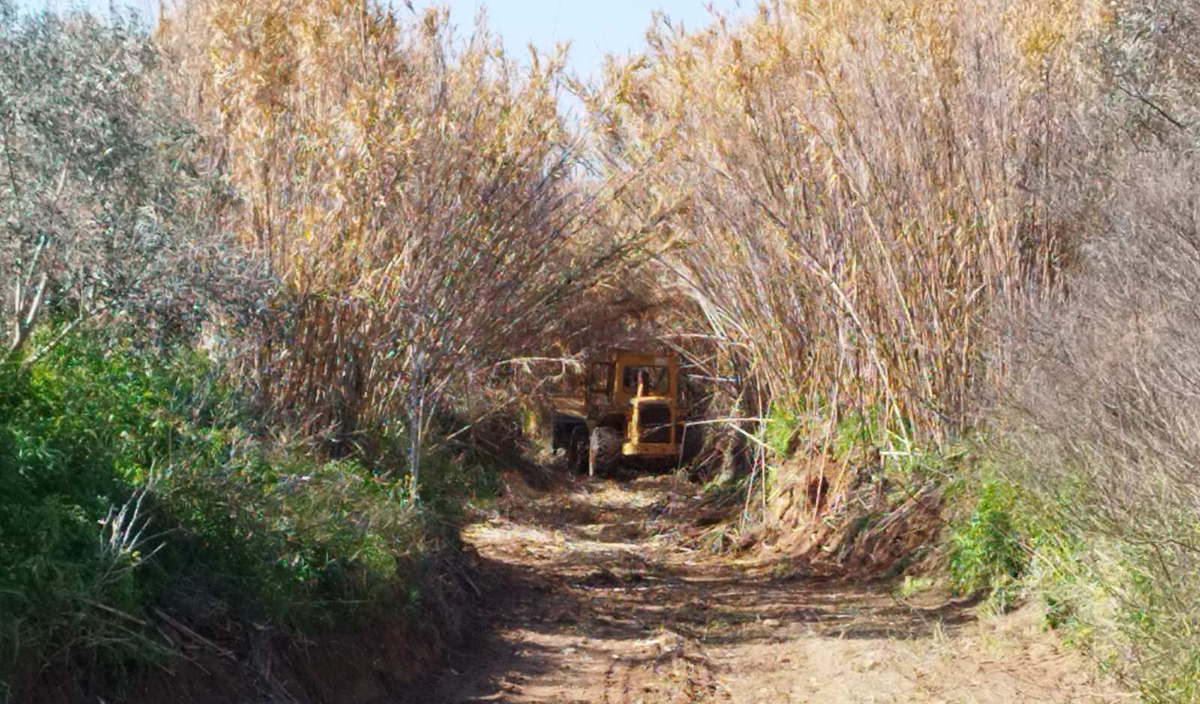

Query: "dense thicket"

xmin=0 ymin=0 xmax=573 ymax=694
xmin=587 ymin=0 xmax=1100 ymax=446
xmin=1000 ymin=1 xmax=1200 ymax=698
xmin=0 ymin=0 xmax=264 ymax=360
xmin=158 ymin=0 xmax=652 ymax=492
xmin=578 ymin=0 xmax=1090 ymax=583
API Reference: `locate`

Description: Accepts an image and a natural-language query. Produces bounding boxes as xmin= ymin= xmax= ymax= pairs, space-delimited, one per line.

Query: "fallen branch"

xmin=153 ymin=608 xmax=236 ymax=659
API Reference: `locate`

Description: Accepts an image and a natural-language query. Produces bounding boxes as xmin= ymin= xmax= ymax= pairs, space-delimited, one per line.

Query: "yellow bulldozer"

xmin=549 ymin=349 xmax=683 ymax=476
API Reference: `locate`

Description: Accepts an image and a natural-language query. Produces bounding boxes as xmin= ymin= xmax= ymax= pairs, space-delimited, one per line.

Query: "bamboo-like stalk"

xmin=589 ymin=0 xmax=1078 ymax=471
xmin=159 ymin=0 xmax=650 ymax=486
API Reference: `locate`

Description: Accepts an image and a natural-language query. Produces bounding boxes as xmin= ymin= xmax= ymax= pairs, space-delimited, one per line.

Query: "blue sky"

xmin=18 ymin=0 xmax=749 ymax=79
xmin=428 ymin=1 xmax=747 ymax=81
xmin=16 ymin=0 xmax=749 ymax=110
xmin=427 ymin=1 xmax=750 ymax=121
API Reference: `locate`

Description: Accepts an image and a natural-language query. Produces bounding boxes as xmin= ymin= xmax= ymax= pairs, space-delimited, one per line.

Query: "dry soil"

xmin=398 ymin=472 xmax=1126 ymax=704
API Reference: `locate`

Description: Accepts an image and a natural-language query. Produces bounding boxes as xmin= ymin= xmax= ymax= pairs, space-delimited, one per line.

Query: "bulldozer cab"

xmin=588 ymin=350 xmax=676 ymax=409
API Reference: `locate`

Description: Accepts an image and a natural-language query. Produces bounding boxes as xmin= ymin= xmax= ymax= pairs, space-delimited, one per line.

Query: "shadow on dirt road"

xmin=395 ymin=473 xmax=1121 ymax=704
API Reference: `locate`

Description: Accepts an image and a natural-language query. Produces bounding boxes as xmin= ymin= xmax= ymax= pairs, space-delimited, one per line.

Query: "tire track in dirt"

xmin=602 ymin=651 xmax=631 ymax=704
xmin=398 ymin=472 xmax=1125 ymax=704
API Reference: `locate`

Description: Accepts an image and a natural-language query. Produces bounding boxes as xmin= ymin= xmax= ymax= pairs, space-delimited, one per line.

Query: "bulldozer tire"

xmin=678 ymin=422 xmax=704 ymax=465
xmin=568 ymin=425 xmax=589 ymax=475
xmin=590 ymin=426 xmax=621 ymax=478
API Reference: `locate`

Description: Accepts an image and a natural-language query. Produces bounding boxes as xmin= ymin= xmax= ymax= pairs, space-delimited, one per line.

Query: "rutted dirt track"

xmin=399 ymin=474 xmax=1124 ymax=704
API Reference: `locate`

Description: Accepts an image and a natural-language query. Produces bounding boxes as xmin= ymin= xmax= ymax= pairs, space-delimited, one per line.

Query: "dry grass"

xmin=571 ymin=1 xmax=1114 ymax=582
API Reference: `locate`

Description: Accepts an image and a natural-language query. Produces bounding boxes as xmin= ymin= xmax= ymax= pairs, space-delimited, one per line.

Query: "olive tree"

xmin=0 ymin=0 xmax=264 ymax=368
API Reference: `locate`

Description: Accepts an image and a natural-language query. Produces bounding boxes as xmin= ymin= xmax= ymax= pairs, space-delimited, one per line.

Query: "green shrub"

xmin=759 ymin=401 xmax=890 ymax=463
xmin=0 ymin=330 xmax=462 ymax=686
xmin=0 ymin=0 xmax=267 ymax=362
xmin=762 ymin=403 xmax=803 ymax=458
xmin=360 ymin=418 xmax=502 ymax=515
xmin=947 ymin=479 xmax=1028 ymax=609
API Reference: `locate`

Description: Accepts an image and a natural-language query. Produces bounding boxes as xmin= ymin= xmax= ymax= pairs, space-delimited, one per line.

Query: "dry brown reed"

xmin=585 ymin=0 xmax=1107 ymax=453
xmin=158 ymin=0 xmax=652 ymax=488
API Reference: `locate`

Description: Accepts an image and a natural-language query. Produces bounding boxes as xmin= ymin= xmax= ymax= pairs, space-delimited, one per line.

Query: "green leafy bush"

xmin=0 ymin=330 xmax=457 ymax=686
xmin=947 ymin=479 xmax=1028 ymax=609
xmin=761 ymin=404 xmax=803 ymax=458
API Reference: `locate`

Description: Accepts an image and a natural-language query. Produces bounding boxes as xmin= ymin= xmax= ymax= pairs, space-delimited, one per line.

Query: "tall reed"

xmin=161 ymin=0 xmax=635 ymax=488
xmin=589 ymin=0 xmax=1099 ymax=449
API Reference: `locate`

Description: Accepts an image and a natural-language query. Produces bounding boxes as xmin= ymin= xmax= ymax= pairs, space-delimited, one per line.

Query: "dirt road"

xmin=400 ymin=473 xmax=1123 ymax=704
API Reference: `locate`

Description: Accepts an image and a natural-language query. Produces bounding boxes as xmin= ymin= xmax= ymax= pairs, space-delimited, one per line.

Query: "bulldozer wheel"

xmin=678 ymin=422 xmax=704 ymax=465
xmin=590 ymin=426 xmax=621 ymax=478
xmin=567 ymin=425 xmax=589 ymax=474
